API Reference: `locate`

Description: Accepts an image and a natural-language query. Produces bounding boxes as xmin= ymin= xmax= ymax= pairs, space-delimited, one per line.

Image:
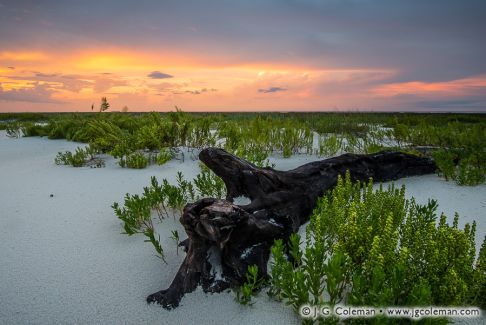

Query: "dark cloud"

xmin=147 ymin=71 xmax=173 ymax=79
xmin=182 ymin=88 xmax=217 ymax=95
xmin=2 ymin=1 xmax=485 ymax=83
xmin=201 ymin=88 xmax=217 ymax=92
xmin=1 ymin=1 xmax=485 ymax=111
xmin=258 ymin=87 xmax=286 ymax=93
xmin=1 ymin=1 xmax=484 ymax=83
xmin=7 ymin=66 xmax=15 ymax=69
xmin=35 ymin=72 xmax=58 ymax=78
xmin=185 ymin=90 xmax=201 ymax=95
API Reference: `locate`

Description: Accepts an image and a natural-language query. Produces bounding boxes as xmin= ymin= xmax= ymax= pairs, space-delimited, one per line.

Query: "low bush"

xmin=21 ymin=122 xmax=49 ymax=137
xmin=155 ymin=148 xmax=175 ymax=166
xmin=5 ymin=122 xmax=22 ymax=138
xmin=235 ymin=265 xmax=266 ymax=306
xmin=268 ymin=172 xmax=486 ymax=323
xmin=193 ymin=163 xmax=226 ymax=198
xmin=456 ymin=155 xmax=485 ymax=186
xmin=112 ymin=193 xmax=166 ymax=262
xmin=123 ymin=152 xmax=148 ymax=169
xmin=318 ymin=134 xmax=342 ymax=157
xmin=54 ymin=145 xmax=98 ymax=167
xmin=112 ymin=172 xmax=198 ymax=260
xmin=433 ymin=149 xmax=485 ymax=186
xmin=170 ymin=230 xmax=180 ymax=255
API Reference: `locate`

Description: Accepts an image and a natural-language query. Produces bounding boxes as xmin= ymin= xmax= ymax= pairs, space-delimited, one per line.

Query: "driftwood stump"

xmin=147 ymin=148 xmax=436 ymax=309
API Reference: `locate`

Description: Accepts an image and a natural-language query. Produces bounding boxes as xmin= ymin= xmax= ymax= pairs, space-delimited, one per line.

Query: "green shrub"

xmin=21 ymin=122 xmax=48 ymax=137
xmin=392 ymin=123 xmax=409 ymax=147
xmin=54 ymin=146 xmax=97 ymax=167
xmin=230 ymin=144 xmax=274 ymax=168
xmin=46 ymin=119 xmax=80 ymax=139
xmin=110 ymin=133 xmax=136 ymax=163
xmin=112 ymin=172 xmax=198 ymax=261
xmin=456 ymin=156 xmax=485 ymax=186
xmin=235 ymin=265 xmax=266 ymax=305
xmin=170 ymin=230 xmax=180 ymax=255
xmin=123 ymin=152 xmax=148 ymax=169
xmin=193 ymin=163 xmax=226 ymax=198
xmin=112 ymin=193 xmax=166 ymax=262
xmin=318 ymin=134 xmax=342 ymax=157
xmin=433 ymin=150 xmax=456 ymax=181
xmin=5 ymin=122 xmax=22 ymax=138
xmin=136 ymin=124 xmax=161 ymax=150
xmin=85 ymin=120 xmax=123 ymax=152
xmin=433 ymin=150 xmax=485 ymax=185
xmin=7 ymin=112 xmax=484 ymax=187
xmin=155 ymin=148 xmax=175 ymax=166
xmin=269 ymin=172 xmax=485 ymax=322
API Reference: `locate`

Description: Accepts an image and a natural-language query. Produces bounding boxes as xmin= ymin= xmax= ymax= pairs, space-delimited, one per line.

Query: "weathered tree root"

xmin=147 ymin=148 xmax=436 ymax=309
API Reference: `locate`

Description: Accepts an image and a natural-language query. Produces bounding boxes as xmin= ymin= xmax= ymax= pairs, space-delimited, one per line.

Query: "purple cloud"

xmin=258 ymin=87 xmax=287 ymax=93
xmin=148 ymin=71 xmax=174 ymax=79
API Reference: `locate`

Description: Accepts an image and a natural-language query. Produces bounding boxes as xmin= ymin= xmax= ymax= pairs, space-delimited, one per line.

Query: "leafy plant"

xmin=92 ymin=121 xmax=123 ymax=151
xmin=433 ymin=149 xmax=457 ymax=181
xmin=110 ymin=133 xmax=135 ymax=163
xmin=5 ymin=122 xmax=22 ymax=138
xmin=123 ymin=152 xmax=148 ymax=169
xmin=269 ymin=172 xmax=485 ymax=322
xmin=193 ymin=163 xmax=226 ymax=198
xmin=112 ymin=194 xmax=166 ymax=263
xmin=235 ymin=265 xmax=266 ymax=305
xmin=156 ymin=148 xmax=175 ymax=166
xmin=170 ymin=230 xmax=180 ymax=255
xmin=54 ymin=145 xmax=98 ymax=167
xmin=112 ymin=172 xmax=198 ymax=261
xmin=456 ymin=156 xmax=485 ymax=186
xmin=21 ymin=122 xmax=49 ymax=137
xmin=8 ymin=111 xmax=484 ymax=185
xmin=318 ymin=134 xmax=342 ymax=157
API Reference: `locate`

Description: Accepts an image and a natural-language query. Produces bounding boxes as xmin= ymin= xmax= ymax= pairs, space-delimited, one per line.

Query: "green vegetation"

xmin=193 ymin=163 xmax=226 ymax=198
xmin=3 ymin=110 xmax=484 ymax=320
xmin=54 ymin=145 xmax=102 ymax=167
xmin=268 ymin=172 xmax=486 ymax=323
xmin=112 ymin=169 xmax=225 ymax=260
xmin=2 ymin=111 xmax=484 ymax=185
xmin=155 ymin=148 xmax=175 ymax=166
xmin=5 ymin=121 xmax=22 ymax=138
xmin=235 ymin=265 xmax=266 ymax=306
xmin=170 ymin=230 xmax=180 ymax=255
xmin=123 ymin=152 xmax=148 ymax=169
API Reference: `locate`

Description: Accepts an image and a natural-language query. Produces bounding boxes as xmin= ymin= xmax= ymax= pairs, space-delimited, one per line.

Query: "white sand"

xmin=0 ymin=131 xmax=484 ymax=324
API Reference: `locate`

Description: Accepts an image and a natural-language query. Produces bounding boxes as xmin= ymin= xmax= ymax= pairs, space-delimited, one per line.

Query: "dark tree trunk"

xmin=147 ymin=148 xmax=436 ymax=309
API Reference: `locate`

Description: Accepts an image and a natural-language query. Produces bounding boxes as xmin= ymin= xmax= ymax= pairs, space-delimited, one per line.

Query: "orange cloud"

xmin=0 ymin=51 xmax=49 ymax=62
xmin=5 ymin=45 xmax=483 ymax=112
xmin=373 ymin=75 xmax=486 ymax=97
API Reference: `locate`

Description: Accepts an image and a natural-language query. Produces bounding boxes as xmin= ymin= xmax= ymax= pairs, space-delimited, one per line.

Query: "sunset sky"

xmin=1 ymin=0 xmax=485 ymax=112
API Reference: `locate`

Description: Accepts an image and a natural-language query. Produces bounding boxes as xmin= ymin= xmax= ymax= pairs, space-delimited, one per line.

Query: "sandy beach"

xmin=1 ymin=131 xmax=484 ymax=324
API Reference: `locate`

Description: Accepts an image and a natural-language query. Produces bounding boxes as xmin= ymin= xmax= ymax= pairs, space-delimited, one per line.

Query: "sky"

xmin=0 ymin=0 xmax=485 ymax=112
